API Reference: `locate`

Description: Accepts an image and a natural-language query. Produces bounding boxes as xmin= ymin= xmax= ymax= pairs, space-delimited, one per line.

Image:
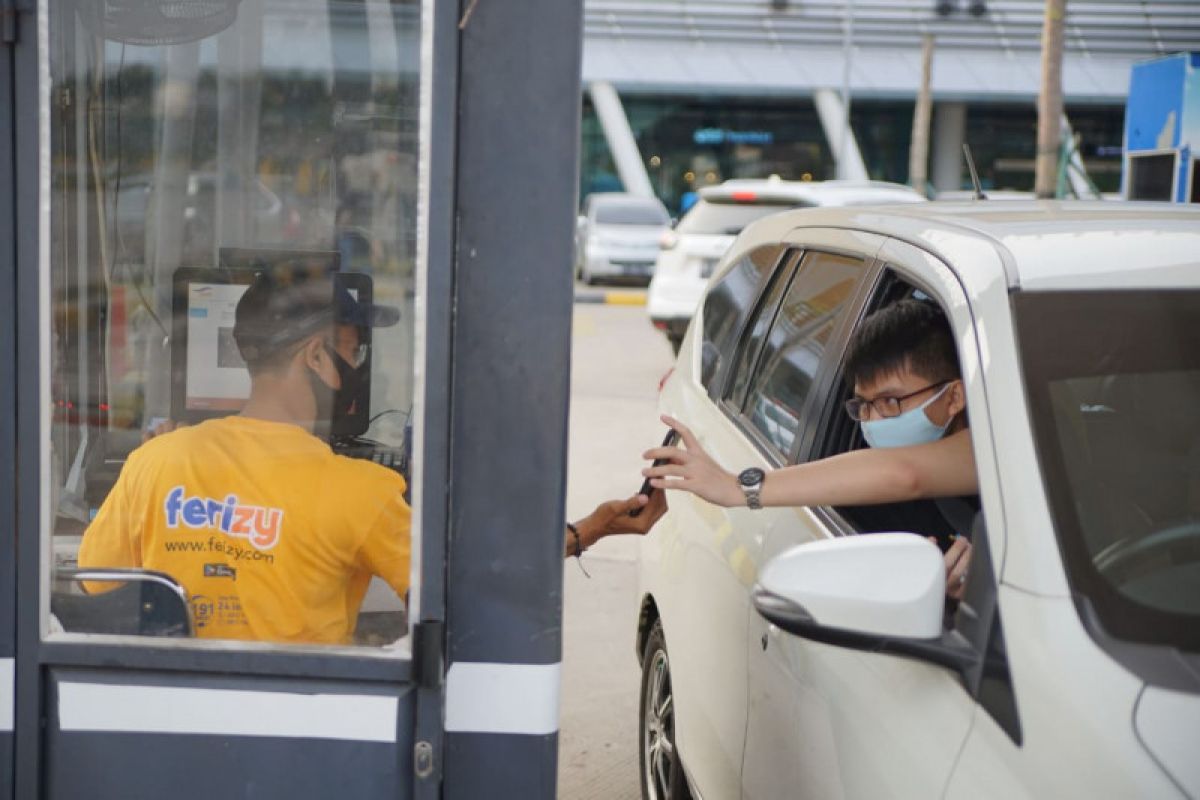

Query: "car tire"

xmin=639 ymin=619 xmax=693 ymax=800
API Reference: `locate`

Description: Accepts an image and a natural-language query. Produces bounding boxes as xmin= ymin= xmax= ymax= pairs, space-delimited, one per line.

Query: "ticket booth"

xmin=1124 ymin=52 xmax=1200 ymax=203
xmin=0 ymin=1 xmax=581 ymax=797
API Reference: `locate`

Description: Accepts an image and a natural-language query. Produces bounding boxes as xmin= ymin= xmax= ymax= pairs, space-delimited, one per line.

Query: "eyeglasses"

xmin=844 ymin=380 xmax=951 ymax=422
xmin=324 ymin=339 xmax=370 ymax=369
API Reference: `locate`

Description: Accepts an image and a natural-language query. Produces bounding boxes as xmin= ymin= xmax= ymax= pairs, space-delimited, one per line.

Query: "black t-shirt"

xmin=837 ymin=495 xmax=981 ymax=552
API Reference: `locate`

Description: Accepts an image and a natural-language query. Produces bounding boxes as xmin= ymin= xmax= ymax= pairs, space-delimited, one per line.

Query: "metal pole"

xmin=909 ymin=34 xmax=935 ymax=194
xmin=839 ymin=0 xmax=855 ymax=178
xmin=1034 ymin=0 xmax=1067 ymax=197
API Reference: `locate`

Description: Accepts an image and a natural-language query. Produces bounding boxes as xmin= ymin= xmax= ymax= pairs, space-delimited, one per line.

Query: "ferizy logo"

xmin=164 ymin=486 xmax=283 ymax=550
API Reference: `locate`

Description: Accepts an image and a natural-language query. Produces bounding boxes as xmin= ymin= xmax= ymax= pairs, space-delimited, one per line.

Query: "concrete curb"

xmin=574 ymin=291 xmax=647 ymax=306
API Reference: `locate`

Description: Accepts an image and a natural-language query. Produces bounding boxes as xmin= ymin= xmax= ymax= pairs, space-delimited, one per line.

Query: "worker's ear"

xmin=300 ymin=335 xmax=339 ymax=387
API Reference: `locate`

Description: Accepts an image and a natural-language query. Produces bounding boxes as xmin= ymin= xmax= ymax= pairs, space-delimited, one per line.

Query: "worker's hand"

xmin=571 ymin=491 xmax=669 ymax=555
xmin=641 ymin=414 xmax=741 ymax=508
xmin=943 ymin=537 xmax=972 ymax=601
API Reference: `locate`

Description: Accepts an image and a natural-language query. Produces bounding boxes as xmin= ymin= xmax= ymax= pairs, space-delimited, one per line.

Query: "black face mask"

xmin=308 ymin=344 xmax=368 ymax=440
xmin=329 ymin=349 xmax=369 ymax=437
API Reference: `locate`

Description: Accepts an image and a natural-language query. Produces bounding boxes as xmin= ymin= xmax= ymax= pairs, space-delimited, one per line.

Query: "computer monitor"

xmin=171 ymin=250 xmax=374 ymax=437
xmin=171 ymin=268 xmax=258 ymax=422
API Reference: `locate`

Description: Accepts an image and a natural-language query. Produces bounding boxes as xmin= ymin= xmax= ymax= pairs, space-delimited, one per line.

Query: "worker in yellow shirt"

xmin=79 ymin=273 xmax=409 ymax=645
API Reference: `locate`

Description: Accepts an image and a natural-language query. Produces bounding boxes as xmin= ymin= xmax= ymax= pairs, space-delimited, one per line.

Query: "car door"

xmin=742 ymin=238 xmax=980 ymax=799
xmin=656 ymin=245 xmax=800 ymax=799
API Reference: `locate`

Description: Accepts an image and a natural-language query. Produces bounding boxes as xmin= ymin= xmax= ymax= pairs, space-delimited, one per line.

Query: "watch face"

xmin=738 ymin=467 xmax=765 ymax=487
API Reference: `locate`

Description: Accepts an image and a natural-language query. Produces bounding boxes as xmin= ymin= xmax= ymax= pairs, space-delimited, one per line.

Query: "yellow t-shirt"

xmin=79 ymin=416 xmax=411 ymax=645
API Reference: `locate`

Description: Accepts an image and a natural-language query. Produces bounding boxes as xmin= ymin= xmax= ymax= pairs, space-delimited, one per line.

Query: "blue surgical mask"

xmin=860 ymin=384 xmax=953 ymax=449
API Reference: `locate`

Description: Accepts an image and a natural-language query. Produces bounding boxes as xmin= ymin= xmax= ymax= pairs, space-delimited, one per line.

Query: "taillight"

xmin=730 ymin=190 xmax=757 ymax=202
xmin=659 ymin=230 xmax=679 ymax=250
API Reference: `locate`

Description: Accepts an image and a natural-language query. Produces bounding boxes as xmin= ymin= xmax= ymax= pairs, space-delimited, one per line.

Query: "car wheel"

xmin=640 ymin=620 xmax=692 ymax=800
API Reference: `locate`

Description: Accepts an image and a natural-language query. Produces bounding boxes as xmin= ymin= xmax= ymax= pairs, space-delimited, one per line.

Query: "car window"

xmin=1016 ymin=289 xmax=1200 ymax=652
xmin=725 ymin=254 xmax=797 ymax=410
xmin=675 ymin=198 xmax=802 ymax=236
xmin=699 ymin=244 xmax=787 ymax=395
xmin=593 ymin=201 xmax=669 ymax=226
xmin=739 ymin=251 xmax=865 ymax=458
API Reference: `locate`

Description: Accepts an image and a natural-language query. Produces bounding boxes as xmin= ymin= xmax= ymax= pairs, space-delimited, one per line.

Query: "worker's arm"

xmin=77 ymin=466 xmax=142 ymax=593
xmin=642 ymin=414 xmax=978 ymax=509
xmin=356 ymin=491 xmax=412 ymax=600
xmin=566 ymin=490 xmax=668 ymax=558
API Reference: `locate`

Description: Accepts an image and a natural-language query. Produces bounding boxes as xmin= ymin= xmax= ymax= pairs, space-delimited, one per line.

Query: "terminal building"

xmin=578 ymin=0 xmax=1200 ymax=210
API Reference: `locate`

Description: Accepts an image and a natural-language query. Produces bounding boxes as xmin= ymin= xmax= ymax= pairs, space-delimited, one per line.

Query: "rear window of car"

xmin=676 ymin=198 xmax=803 ymax=236
xmin=593 ymin=202 xmax=669 ymax=226
xmin=1016 ymin=289 xmax=1200 ymax=653
xmin=699 ymin=244 xmax=787 ymax=395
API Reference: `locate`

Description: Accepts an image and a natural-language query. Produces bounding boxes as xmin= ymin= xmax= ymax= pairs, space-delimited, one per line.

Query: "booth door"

xmin=0 ymin=13 xmax=20 ymax=799
xmin=9 ymin=1 xmax=435 ymax=797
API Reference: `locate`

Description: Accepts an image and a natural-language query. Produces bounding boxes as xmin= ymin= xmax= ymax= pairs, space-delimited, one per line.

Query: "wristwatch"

xmin=737 ymin=467 xmax=766 ymax=510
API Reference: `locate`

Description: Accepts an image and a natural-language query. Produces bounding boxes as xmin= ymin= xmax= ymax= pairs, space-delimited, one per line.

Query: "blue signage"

xmin=693 ymin=128 xmax=774 ymax=146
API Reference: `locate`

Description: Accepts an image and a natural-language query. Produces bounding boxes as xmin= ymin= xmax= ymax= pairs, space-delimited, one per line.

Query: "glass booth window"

xmin=47 ymin=0 xmax=421 ymax=649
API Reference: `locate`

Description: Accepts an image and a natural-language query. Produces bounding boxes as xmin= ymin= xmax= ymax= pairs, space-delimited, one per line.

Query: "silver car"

xmin=575 ymin=193 xmax=671 ymax=285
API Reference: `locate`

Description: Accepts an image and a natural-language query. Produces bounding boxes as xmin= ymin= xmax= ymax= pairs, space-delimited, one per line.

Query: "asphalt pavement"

xmin=558 ymin=291 xmax=676 ymax=799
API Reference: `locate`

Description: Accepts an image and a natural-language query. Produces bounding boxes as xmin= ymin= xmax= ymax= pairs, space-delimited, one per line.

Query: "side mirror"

xmin=753 ymin=533 xmax=976 ymax=672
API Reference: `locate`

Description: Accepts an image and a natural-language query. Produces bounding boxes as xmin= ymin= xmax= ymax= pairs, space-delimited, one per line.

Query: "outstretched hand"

xmin=569 ymin=489 xmax=669 ymax=556
xmin=640 ymin=415 xmax=741 ymax=508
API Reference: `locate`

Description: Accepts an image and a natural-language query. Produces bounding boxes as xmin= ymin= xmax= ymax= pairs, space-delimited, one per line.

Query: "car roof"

xmin=586 ymin=192 xmax=665 ymax=207
xmin=700 ymin=178 xmax=926 ymax=207
xmin=763 ymin=200 xmax=1200 ymax=291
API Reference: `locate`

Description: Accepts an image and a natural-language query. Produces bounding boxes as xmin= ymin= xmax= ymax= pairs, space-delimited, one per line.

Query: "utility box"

xmin=1124 ymin=53 xmax=1200 ymax=203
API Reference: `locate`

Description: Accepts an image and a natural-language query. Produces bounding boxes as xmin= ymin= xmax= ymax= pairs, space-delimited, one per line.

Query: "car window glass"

xmin=741 ymin=251 xmax=865 ymax=457
xmin=699 ymin=244 xmax=786 ymax=395
xmin=725 ymin=255 xmax=797 ymax=409
xmin=675 ymin=199 xmax=802 ymax=236
xmin=1017 ymin=290 xmax=1200 ymax=652
xmin=593 ymin=202 xmax=669 ymax=226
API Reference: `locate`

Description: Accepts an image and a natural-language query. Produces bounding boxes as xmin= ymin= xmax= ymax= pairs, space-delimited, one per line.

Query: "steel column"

xmin=442 ymin=0 xmax=583 ymax=795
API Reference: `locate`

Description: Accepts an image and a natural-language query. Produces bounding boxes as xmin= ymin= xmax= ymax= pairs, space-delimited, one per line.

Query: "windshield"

xmin=675 ymin=198 xmax=802 ymax=236
xmin=1016 ymin=290 xmax=1200 ymax=652
xmin=593 ymin=202 xmax=669 ymax=226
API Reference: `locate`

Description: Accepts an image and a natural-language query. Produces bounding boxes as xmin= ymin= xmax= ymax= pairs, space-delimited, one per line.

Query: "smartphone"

xmin=631 ymin=428 xmax=680 ymax=516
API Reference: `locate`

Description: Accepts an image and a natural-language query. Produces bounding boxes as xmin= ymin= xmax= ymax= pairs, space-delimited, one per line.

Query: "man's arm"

xmin=643 ymin=414 xmax=978 ymax=509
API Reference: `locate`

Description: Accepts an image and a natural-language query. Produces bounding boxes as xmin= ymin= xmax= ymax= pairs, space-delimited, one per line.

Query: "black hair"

xmin=234 ymin=274 xmax=336 ymax=376
xmin=844 ymin=298 xmax=960 ymax=388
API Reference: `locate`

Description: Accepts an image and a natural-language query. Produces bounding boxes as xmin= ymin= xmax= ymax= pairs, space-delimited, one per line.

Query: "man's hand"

xmin=569 ymin=490 xmax=668 ymax=556
xmin=641 ymin=415 xmax=742 ymax=508
xmin=943 ymin=537 xmax=972 ymax=601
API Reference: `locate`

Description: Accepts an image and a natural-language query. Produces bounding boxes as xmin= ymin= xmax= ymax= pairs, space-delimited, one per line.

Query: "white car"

xmin=635 ymin=202 xmax=1200 ymax=800
xmin=575 ymin=192 xmax=671 ymax=285
xmin=647 ymin=179 xmax=925 ymax=351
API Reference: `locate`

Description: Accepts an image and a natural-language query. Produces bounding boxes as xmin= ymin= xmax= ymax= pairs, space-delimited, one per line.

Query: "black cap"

xmin=233 ymin=272 xmax=398 ymax=365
